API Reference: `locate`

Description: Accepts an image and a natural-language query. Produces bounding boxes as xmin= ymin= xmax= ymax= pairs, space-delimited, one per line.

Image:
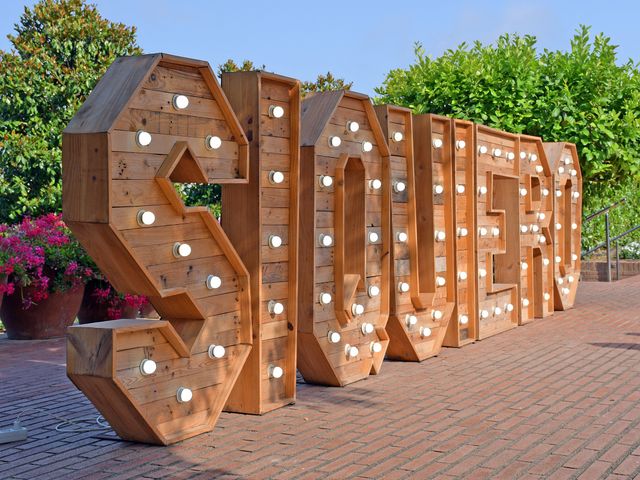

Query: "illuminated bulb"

xmin=398 ymin=282 xmax=410 ymax=293
xmin=432 ymin=310 xmax=443 ymax=320
xmin=362 ymin=141 xmax=373 ymax=152
xmin=176 ymin=387 xmax=192 ymax=403
xmin=346 ymin=120 xmax=360 ymax=133
xmin=538 ymin=213 xmax=546 ymax=221
xmin=345 ymin=344 xmax=359 ymax=358
xmin=370 ymin=341 xmax=383 ymax=354
xmin=457 ymin=227 xmax=468 ymax=237
xmin=436 ymin=276 xmax=446 ymax=287
xmin=556 ymin=223 xmax=562 ymax=230
xmin=505 ymin=303 xmax=514 ymax=312
xmin=522 ymin=298 xmax=530 ymax=307
xmin=459 ymin=314 xmax=469 ymax=325
xmin=539 ymin=235 xmax=546 ymax=244
xmin=456 ymin=140 xmax=466 ymax=149
xmin=136 ymin=130 xmax=152 ymax=147
xmin=564 ymin=156 xmax=572 ymax=165
xmin=392 ymin=131 xmax=404 ymax=142
xmin=568 ymin=275 xmax=574 ymax=283
xmin=420 ymin=326 xmax=432 ymax=337
xmin=492 ymin=226 xmax=500 ymax=237
xmin=268 ymin=364 xmax=284 ymax=379
xmin=572 ymin=191 xmax=580 ymax=199
xmin=136 ymin=210 xmax=155 ymax=226
xmin=478 ymin=145 xmax=488 ymax=154
xmin=435 ymin=230 xmax=446 ymax=242
xmin=139 ymin=359 xmax=156 ymax=376
xmin=269 ymin=170 xmax=285 ymax=184
xmin=328 ymin=331 xmax=341 ymax=344
xmin=406 ymin=314 xmax=418 ymax=327
xmin=173 ymin=242 xmax=191 ymax=258
xmin=172 ymin=94 xmax=189 ymax=110
xmin=318 ymin=234 xmax=333 ymax=247
xmin=571 ymin=254 xmax=578 ymax=261
xmin=368 ymin=231 xmax=379 ymax=243
xmin=557 ymin=277 xmax=564 ymax=285
xmin=555 ymin=256 xmax=562 ymax=263
xmin=369 ymin=178 xmax=382 ymax=190
xmin=393 ymin=181 xmax=406 ymax=193
xmin=206 ymin=275 xmax=222 ymax=290
xmin=478 ymin=186 xmax=488 ymax=195
xmin=329 ymin=136 xmax=341 ymax=147
xmin=543 ymin=258 xmax=550 ymax=266
xmin=493 ymin=306 xmax=502 ymax=316
xmin=520 ymin=188 xmax=528 ymax=197
xmin=432 ymin=138 xmax=443 ymax=148
xmin=434 ymin=184 xmax=444 ymax=194
xmin=456 ymin=184 xmax=466 ymax=194
xmin=480 ymin=309 xmax=489 ymax=319
xmin=268 ymin=105 xmax=285 ymax=118
xmin=361 ymin=322 xmax=375 ymax=335
xmin=268 ymin=300 xmax=285 ymax=315
xmin=558 ymin=166 xmax=565 ymax=174
xmin=479 ymin=268 xmax=487 ymax=278
xmin=542 ymin=188 xmax=550 ymax=196
xmin=544 ymin=292 xmax=551 ymax=300
xmin=535 ymin=165 xmax=544 ymax=174
xmin=521 ymin=262 xmax=528 ymax=270
xmin=572 ymin=223 xmax=578 ymax=230
xmin=319 ymin=292 xmax=332 ymax=305
xmin=208 ymin=344 xmax=226 ymax=359
xmin=397 ymin=231 xmax=408 ymax=242
xmin=368 ymin=285 xmax=380 ymax=297
xmin=562 ymin=287 xmax=570 ymax=295
xmin=520 ymin=225 xmax=529 ymax=233
xmin=531 ymin=225 xmax=539 ymax=233
xmin=458 ymin=271 xmax=468 ymax=281
xmin=492 ymin=148 xmax=502 ymax=157
xmin=507 ymin=152 xmax=515 ymax=160
xmin=268 ymin=235 xmax=283 ymax=249
xmin=205 ymin=135 xmax=222 ymax=150
xmin=530 ymin=153 xmax=538 ymax=162
xmin=352 ymin=303 xmax=365 ymax=316
xmin=570 ymin=169 xmax=577 ymax=177
xmin=520 ymin=151 xmax=527 ymax=160
xmin=319 ymin=175 xmax=333 ymax=187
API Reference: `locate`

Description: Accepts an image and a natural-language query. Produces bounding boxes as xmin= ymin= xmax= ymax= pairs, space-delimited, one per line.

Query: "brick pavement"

xmin=1 ymin=276 xmax=639 ymax=479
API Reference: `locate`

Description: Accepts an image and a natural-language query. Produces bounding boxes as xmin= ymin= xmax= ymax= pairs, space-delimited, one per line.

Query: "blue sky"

xmin=1 ymin=0 xmax=639 ymax=96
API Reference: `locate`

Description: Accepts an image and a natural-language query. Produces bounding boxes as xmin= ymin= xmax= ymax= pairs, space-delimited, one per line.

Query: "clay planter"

xmin=1 ymin=285 xmax=85 ymax=340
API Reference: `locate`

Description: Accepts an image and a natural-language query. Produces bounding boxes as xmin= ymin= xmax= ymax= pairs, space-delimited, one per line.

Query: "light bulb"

xmin=538 ymin=213 xmax=546 ymax=221
xmin=479 ymin=268 xmax=487 ymax=278
xmin=480 ymin=309 xmax=489 ymax=319
xmin=456 ymin=184 xmax=466 ymax=194
xmin=493 ymin=306 xmax=502 ymax=316
xmin=568 ymin=275 xmax=574 ymax=283
xmin=434 ymin=184 xmax=444 ymax=195
xmin=362 ymin=141 xmax=373 ymax=152
xmin=346 ymin=121 xmax=360 ymax=133
xmin=269 ymin=170 xmax=285 ymax=184
xmin=432 ymin=310 xmax=443 ymax=320
xmin=268 ymin=105 xmax=285 ymax=118
xmin=557 ymin=277 xmax=564 ymax=285
xmin=397 ymin=231 xmax=408 ymax=242
xmin=420 ymin=326 xmax=432 ymax=337
xmin=368 ymin=231 xmax=379 ymax=243
xmin=458 ymin=271 xmax=468 ymax=281
xmin=520 ymin=188 xmax=528 ymax=197
xmin=531 ymin=225 xmax=539 ymax=233
xmin=562 ymin=287 xmax=570 ymax=295
xmin=172 ymin=94 xmax=189 ymax=110
xmin=459 ymin=314 xmax=469 ymax=325
xmin=140 ymin=359 xmax=156 ymax=376
xmin=206 ymin=275 xmax=222 ymax=290
xmin=572 ymin=191 xmax=580 ymax=199
xmin=393 ymin=181 xmax=406 ymax=193
xmin=544 ymin=292 xmax=551 ymax=300
xmin=268 ymin=300 xmax=285 ymax=315
xmin=542 ymin=188 xmax=550 ymax=196
xmin=492 ymin=226 xmax=500 ymax=237
xmin=478 ymin=145 xmax=488 ymax=154
xmin=558 ymin=166 xmax=565 ymax=174
xmin=208 ymin=344 xmax=226 ymax=359
xmin=177 ymin=387 xmax=193 ymax=403
xmin=521 ymin=262 xmax=528 ymax=270
xmin=539 ymin=235 xmax=546 ymax=244
xmin=458 ymin=227 xmax=468 ymax=237
xmin=406 ymin=314 xmax=418 ymax=327
xmin=572 ymin=223 xmax=578 ymax=230
xmin=530 ymin=153 xmax=538 ymax=162
xmin=520 ymin=151 xmax=527 ymax=160
xmin=318 ymin=234 xmax=333 ymax=247
xmin=522 ymin=298 xmax=530 ymax=307
xmin=370 ymin=341 xmax=383 ymax=354
xmin=398 ymin=282 xmax=410 ymax=293
xmin=520 ymin=225 xmax=529 ymax=233
xmin=478 ymin=186 xmax=488 ymax=195
xmin=136 ymin=130 xmax=152 ymax=147
xmin=173 ymin=242 xmax=191 ymax=258
xmin=555 ymin=256 xmax=562 ymax=263
xmin=505 ymin=303 xmax=514 ymax=312
xmin=368 ymin=285 xmax=380 ymax=297
xmin=137 ymin=210 xmax=155 ymax=226
xmin=556 ymin=223 xmax=563 ymax=230
xmin=268 ymin=235 xmax=283 ymax=249
xmin=352 ymin=303 xmax=365 ymax=316
xmin=492 ymin=148 xmax=502 ymax=157
xmin=268 ymin=364 xmax=284 ymax=379
xmin=369 ymin=178 xmax=382 ymax=190
xmin=329 ymin=136 xmax=341 ymax=147
xmin=319 ymin=292 xmax=332 ymax=305
xmin=543 ymin=258 xmax=550 ymax=266
xmin=507 ymin=152 xmax=515 ymax=160
xmin=435 ymin=230 xmax=446 ymax=241
xmin=319 ymin=175 xmax=333 ymax=187
xmin=206 ymin=135 xmax=222 ymax=150
xmin=456 ymin=140 xmax=466 ymax=149
xmin=328 ymin=331 xmax=341 ymax=344
xmin=535 ymin=165 xmax=544 ymax=174
xmin=392 ymin=131 xmax=404 ymax=142
xmin=361 ymin=322 xmax=375 ymax=335
xmin=564 ymin=156 xmax=572 ymax=165
xmin=571 ymin=254 xmax=578 ymax=261
xmin=432 ymin=138 xmax=443 ymax=148
xmin=436 ymin=276 xmax=446 ymax=287
xmin=345 ymin=344 xmax=359 ymax=358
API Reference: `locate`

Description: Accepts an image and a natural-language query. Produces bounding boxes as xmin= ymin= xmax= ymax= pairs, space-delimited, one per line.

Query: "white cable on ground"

xmin=12 ymin=407 xmax=111 ymax=433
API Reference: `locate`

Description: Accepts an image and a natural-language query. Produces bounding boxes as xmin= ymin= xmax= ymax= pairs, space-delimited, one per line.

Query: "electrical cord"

xmin=13 ymin=407 xmax=111 ymax=433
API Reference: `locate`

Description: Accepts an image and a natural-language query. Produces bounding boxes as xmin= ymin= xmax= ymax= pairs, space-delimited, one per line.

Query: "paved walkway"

xmin=1 ymin=276 xmax=640 ymax=479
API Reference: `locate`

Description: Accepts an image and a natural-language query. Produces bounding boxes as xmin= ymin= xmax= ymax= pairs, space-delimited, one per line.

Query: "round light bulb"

xmin=269 ymin=105 xmax=285 ymax=118
xmin=398 ymin=282 xmax=410 ymax=293
xmin=555 ymin=256 xmax=562 ymax=263
xmin=492 ymin=226 xmax=500 ymax=237
xmin=456 ymin=140 xmax=466 ymax=149
xmin=571 ymin=254 xmax=578 ymax=261
xmin=397 ymin=231 xmax=408 ymax=242
xmin=319 ymin=292 xmax=332 ymax=305
xmin=564 ymin=156 xmax=572 ymax=165
xmin=172 ymin=94 xmax=189 ymax=110
xmin=521 ymin=262 xmax=528 ymax=270
xmin=434 ymin=184 xmax=444 ymax=195
xmin=368 ymin=285 xmax=380 ymax=297
xmin=479 ymin=268 xmax=487 ymax=278
xmin=435 ymin=230 xmax=446 ymax=242
xmin=346 ymin=345 xmax=359 ymax=358
xmin=459 ymin=314 xmax=469 ymax=325
xmin=268 ymin=300 xmax=285 ymax=315
xmin=494 ymin=306 xmax=502 ymax=315
xmin=206 ymin=135 xmax=222 ymax=150
xmin=520 ymin=225 xmax=529 ymax=234
xmin=568 ymin=275 xmax=574 ymax=283
xmin=318 ymin=234 xmax=333 ymax=247
xmin=352 ymin=303 xmax=365 ymax=316
xmin=538 ymin=213 xmax=546 ymax=221
xmin=542 ymin=188 xmax=550 ymax=196
xmin=177 ymin=387 xmax=193 ymax=403
xmin=573 ymin=191 xmax=580 ymax=199
xmin=392 ymin=131 xmax=403 ymax=142
xmin=136 ymin=130 xmax=152 ymax=147
xmin=539 ymin=235 xmax=547 ymax=244
xmin=420 ymin=326 xmax=432 ymax=337
xmin=478 ymin=145 xmax=488 ymax=154
xmin=530 ymin=153 xmax=538 ymax=162
xmin=370 ymin=341 xmax=383 ymax=354
xmin=269 ymin=235 xmax=283 ymax=249
xmin=329 ymin=136 xmax=341 ymax=147
xmin=543 ymin=258 xmax=550 ymax=266
xmin=173 ymin=242 xmax=191 ymax=258
xmin=520 ymin=151 xmax=527 ymax=160
xmin=406 ymin=314 xmax=418 ymax=327
xmin=458 ymin=227 xmax=468 ymax=237
xmin=432 ymin=138 xmax=443 ymax=148
xmin=436 ymin=276 xmax=446 ymax=287
xmin=544 ymin=292 xmax=551 ymax=300
xmin=137 ymin=210 xmax=156 ymax=226
xmin=492 ymin=148 xmax=502 ymax=157
xmin=572 ymin=223 xmax=578 ymax=230
xmin=432 ymin=310 xmax=443 ymax=320
xmin=520 ymin=188 xmax=528 ymax=197
xmin=269 ymin=170 xmax=285 ymax=184
xmin=368 ymin=231 xmax=379 ymax=243
xmin=480 ymin=309 xmax=489 ymax=319
xmin=558 ymin=166 xmax=565 ymax=174
xmin=328 ymin=331 xmax=341 ymax=344
xmin=556 ymin=223 xmax=562 ymax=230
xmin=268 ymin=364 xmax=284 ymax=379
xmin=556 ymin=190 xmax=562 ymax=197
xmin=478 ymin=186 xmax=488 ymax=195
xmin=507 ymin=152 xmax=515 ymax=160
xmin=522 ymin=298 xmax=530 ymax=307
xmin=393 ymin=181 xmax=406 ymax=193
xmin=319 ymin=175 xmax=333 ymax=187
xmin=369 ymin=178 xmax=382 ymax=190
xmin=458 ymin=271 xmax=468 ymax=281
xmin=362 ymin=141 xmax=373 ymax=152
xmin=140 ymin=359 xmax=156 ymax=376
xmin=505 ymin=303 xmax=514 ymax=312
xmin=361 ymin=322 xmax=375 ymax=335
xmin=562 ymin=287 xmax=570 ymax=295
xmin=535 ymin=165 xmax=544 ymax=174
xmin=206 ymin=275 xmax=222 ymax=290
xmin=346 ymin=121 xmax=360 ymax=133
xmin=456 ymin=184 xmax=466 ymax=194
xmin=557 ymin=277 xmax=564 ymax=285
xmin=208 ymin=344 xmax=226 ymax=359
xmin=531 ymin=225 xmax=539 ymax=233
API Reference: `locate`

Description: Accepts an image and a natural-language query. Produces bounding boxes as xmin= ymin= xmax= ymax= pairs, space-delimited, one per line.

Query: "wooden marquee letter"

xmin=543 ymin=143 xmax=583 ymax=310
xmin=474 ymin=125 xmax=520 ymax=339
xmin=62 ymin=53 xmax=252 ymax=445
xmin=220 ymin=71 xmax=300 ymax=414
xmin=297 ymin=91 xmax=390 ymax=386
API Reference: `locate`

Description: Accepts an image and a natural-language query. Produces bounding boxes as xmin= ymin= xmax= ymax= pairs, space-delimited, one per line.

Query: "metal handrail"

xmin=583 ymin=198 xmax=626 ymax=223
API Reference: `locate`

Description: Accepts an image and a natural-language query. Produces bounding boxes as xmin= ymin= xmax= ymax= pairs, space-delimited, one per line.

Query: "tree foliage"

xmin=0 ymin=0 xmax=141 ymax=223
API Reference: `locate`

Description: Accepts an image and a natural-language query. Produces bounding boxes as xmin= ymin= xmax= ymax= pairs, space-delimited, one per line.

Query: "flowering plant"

xmin=90 ymin=280 xmax=148 ymax=319
xmin=0 ymin=214 xmax=96 ymax=308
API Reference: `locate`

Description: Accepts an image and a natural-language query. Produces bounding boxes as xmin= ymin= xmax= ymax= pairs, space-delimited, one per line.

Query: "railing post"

xmin=616 ymin=240 xmax=620 ymax=281
xmin=605 ymin=212 xmax=611 ymax=282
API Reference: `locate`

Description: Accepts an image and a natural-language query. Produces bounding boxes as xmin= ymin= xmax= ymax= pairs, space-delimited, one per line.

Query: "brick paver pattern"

xmin=1 ymin=276 xmax=640 ymax=479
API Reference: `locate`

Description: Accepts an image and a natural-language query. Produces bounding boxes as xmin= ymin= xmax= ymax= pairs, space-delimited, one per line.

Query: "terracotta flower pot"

xmin=77 ymin=280 xmax=110 ymax=324
xmin=1 ymin=285 xmax=85 ymax=340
